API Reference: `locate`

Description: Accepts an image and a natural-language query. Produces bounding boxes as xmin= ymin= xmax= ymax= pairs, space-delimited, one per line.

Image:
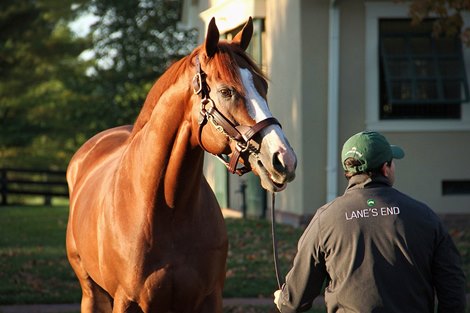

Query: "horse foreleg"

xmin=68 ymin=254 xmax=113 ymax=312
xmin=112 ymin=288 xmax=143 ymax=313
xmin=69 ymin=255 xmax=113 ymax=313
xmin=79 ymin=277 xmax=114 ymax=313
xmin=197 ymin=289 xmax=223 ymax=313
xmin=67 ymin=232 xmax=113 ymax=312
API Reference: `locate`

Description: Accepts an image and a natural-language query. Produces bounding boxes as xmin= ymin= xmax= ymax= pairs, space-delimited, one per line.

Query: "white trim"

xmin=200 ymin=0 xmax=266 ymax=34
xmin=365 ymin=2 xmax=470 ymax=132
xmin=327 ymin=0 xmax=340 ymax=202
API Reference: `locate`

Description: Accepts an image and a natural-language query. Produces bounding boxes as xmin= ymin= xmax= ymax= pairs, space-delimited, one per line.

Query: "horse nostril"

xmin=272 ymin=151 xmax=286 ymax=173
xmin=271 ymin=150 xmax=297 ymax=182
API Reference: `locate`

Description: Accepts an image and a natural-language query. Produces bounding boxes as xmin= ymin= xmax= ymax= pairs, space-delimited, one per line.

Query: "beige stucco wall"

xmin=385 ymin=132 xmax=470 ymax=214
xmin=337 ymin=0 xmax=367 ymax=190
xmin=264 ymin=0 xmax=304 ymax=220
xmin=263 ymin=0 xmax=332 ymax=222
xmin=298 ymin=0 xmax=330 ymax=214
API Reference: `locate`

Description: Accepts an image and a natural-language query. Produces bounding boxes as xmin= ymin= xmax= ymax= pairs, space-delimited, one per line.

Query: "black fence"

xmin=0 ymin=168 xmax=68 ymax=205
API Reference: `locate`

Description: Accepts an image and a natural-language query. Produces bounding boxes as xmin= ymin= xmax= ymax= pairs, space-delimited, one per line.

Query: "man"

xmin=274 ymin=131 xmax=466 ymax=312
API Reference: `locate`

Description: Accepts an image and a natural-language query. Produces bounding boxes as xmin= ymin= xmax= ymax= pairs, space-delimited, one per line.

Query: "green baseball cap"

xmin=341 ymin=131 xmax=405 ymax=173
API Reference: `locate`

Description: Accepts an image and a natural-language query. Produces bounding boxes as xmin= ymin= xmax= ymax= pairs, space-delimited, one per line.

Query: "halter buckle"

xmin=193 ymin=73 xmax=203 ymax=95
xmin=236 ymin=141 xmax=250 ymax=153
xmin=198 ymin=111 xmax=206 ymax=125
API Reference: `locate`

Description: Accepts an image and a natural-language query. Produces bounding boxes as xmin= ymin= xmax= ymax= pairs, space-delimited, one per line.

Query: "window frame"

xmin=365 ymin=2 xmax=470 ymax=131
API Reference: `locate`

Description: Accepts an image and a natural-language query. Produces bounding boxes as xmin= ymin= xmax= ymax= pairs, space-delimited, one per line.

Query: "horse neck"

xmin=118 ymin=76 xmax=205 ymax=210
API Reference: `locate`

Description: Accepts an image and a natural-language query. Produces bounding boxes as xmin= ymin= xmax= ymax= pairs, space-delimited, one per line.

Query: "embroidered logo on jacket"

xmin=345 ymin=206 xmax=400 ymax=220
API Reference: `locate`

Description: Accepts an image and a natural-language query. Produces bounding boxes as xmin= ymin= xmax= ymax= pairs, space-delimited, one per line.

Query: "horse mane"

xmin=131 ymin=50 xmax=196 ymax=136
xmin=131 ymin=41 xmax=268 ymax=137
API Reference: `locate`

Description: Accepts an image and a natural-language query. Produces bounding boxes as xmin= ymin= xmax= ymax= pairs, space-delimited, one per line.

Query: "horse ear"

xmin=232 ymin=17 xmax=253 ymax=51
xmin=204 ymin=17 xmax=219 ymax=58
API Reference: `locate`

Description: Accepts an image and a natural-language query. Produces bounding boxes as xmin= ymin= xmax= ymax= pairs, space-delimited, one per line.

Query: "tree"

xmin=0 ymin=0 xmax=198 ymax=169
xmin=75 ymin=0 xmax=198 ymax=126
xmin=0 ymin=0 xmax=91 ymax=169
xmin=405 ymin=0 xmax=470 ymax=44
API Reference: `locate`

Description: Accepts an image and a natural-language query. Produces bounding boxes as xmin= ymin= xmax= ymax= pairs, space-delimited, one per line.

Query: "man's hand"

xmin=274 ymin=289 xmax=282 ymax=311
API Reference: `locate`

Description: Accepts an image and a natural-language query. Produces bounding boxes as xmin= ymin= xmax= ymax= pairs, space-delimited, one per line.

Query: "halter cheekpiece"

xmin=193 ymin=55 xmax=281 ymax=176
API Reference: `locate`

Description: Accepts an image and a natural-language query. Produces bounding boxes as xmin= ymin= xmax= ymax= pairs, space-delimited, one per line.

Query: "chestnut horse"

xmin=66 ymin=17 xmax=297 ymax=313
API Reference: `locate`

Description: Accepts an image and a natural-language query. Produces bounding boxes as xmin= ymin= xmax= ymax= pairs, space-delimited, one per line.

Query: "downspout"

xmin=326 ymin=0 xmax=340 ymax=202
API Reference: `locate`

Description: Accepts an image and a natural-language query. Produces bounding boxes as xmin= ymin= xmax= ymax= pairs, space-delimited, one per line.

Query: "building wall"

xmin=386 ymin=132 xmax=470 ymax=214
xmin=254 ymin=0 xmax=331 ymax=222
xmin=299 ymin=0 xmax=330 ymax=215
xmin=336 ymin=0 xmax=470 ymax=214
xmin=337 ymin=0 xmax=367 ymax=190
xmin=265 ymin=0 xmax=305 ymax=221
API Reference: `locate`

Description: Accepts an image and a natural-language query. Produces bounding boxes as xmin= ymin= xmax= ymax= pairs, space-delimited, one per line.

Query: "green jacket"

xmin=279 ymin=174 xmax=466 ymax=313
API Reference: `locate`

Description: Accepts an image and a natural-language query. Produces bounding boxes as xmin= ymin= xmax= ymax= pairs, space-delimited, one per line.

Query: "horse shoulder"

xmin=67 ymin=125 xmax=132 ymax=192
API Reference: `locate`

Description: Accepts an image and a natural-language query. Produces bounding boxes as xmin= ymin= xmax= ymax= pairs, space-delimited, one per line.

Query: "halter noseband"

xmin=193 ymin=55 xmax=281 ymax=176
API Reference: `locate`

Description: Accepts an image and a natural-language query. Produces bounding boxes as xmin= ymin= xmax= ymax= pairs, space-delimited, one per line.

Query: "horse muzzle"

xmin=248 ymin=127 xmax=297 ymax=192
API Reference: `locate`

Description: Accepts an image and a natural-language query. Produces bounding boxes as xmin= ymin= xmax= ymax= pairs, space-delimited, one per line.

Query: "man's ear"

xmin=381 ymin=162 xmax=390 ymax=177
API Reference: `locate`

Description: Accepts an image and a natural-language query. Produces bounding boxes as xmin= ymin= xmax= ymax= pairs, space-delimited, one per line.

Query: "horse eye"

xmin=219 ymin=88 xmax=233 ymax=99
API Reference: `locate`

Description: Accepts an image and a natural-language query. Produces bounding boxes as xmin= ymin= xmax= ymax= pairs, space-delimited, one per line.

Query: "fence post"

xmin=42 ymin=172 xmax=52 ymax=206
xmin=0 ymin=168 xmax=68 ymax=205
xmin=1 ymin=169 xmax=7 ymax=205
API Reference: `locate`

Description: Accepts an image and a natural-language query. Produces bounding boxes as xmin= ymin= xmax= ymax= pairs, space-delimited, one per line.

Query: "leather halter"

xmin=193 ymin=55 xmax=281 ymax=176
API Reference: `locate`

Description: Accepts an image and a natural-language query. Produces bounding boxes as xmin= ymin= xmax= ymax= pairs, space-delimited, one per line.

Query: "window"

xmin=365 ymin=3 xmax=470 ymax=131
xmin=379 ymin=19 xmax=469 ymax=120
xmin=442 ymin=180 xmax=470 ymax=195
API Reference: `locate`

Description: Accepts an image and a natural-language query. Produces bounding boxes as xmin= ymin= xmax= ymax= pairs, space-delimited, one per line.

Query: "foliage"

xmin=0 ymin=0 xmax=91 ymax=169
xmin=0 ymin=0 xmax=197 ymax=170
xmin=73 ymin=0 xmax=198 ymax=128
xmin=404 ymin=0 xmax=470 ymax=44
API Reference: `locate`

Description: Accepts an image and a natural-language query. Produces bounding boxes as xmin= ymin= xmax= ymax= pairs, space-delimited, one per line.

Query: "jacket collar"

xmin=346 ymin=174 xmax=391 ymax=192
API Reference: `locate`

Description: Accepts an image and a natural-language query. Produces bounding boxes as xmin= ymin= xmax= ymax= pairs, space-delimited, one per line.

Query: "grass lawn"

xmin=224 ymin=218 xmax=303 ymax=298
xmin=0 ymin=205 xmax=305 ymax=307
xmin=0 ymin=205 xmax=468 ymax=313
xmin=0 ymin=206 xmax=78 ymax=304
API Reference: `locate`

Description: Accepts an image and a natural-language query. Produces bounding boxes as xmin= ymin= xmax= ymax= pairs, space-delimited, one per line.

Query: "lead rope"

xmin=271 ymin=192 xmax=282 ymax=290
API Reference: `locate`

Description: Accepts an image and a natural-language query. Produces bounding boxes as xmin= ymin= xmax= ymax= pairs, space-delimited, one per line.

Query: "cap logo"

xmin=367 ymin=199 xmax=375 ymax=207
xmin=345 ymin=147 xmax=363 ymax=158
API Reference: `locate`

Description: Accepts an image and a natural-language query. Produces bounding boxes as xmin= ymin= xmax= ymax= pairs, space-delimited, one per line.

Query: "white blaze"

xmin=239 ymin=67 xmax=288 ymax=160
xmin=238 ymin=68 xmax=297 ymax=187
xmin=239 ymin=68 xmax=271 ymax=122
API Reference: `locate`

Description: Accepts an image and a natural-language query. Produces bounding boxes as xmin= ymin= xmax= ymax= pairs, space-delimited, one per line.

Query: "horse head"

xmin=192 ymin=17 xmax=297 ymax=192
